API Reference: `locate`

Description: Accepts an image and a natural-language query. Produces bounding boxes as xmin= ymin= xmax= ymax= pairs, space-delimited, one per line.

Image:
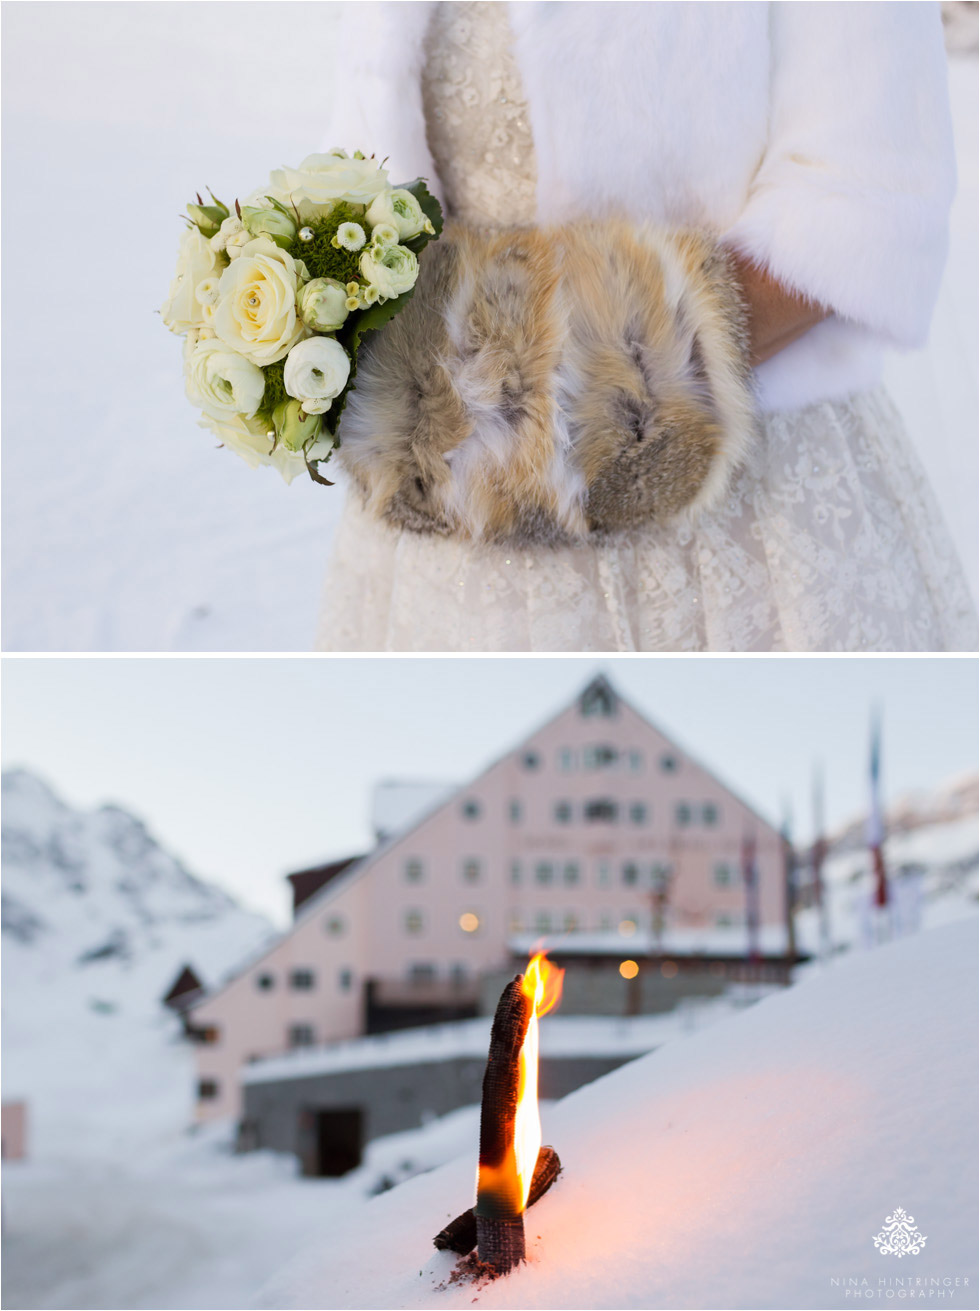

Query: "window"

xmin=619 ymin=917 xmax=638 ymax=936
xmin=404 ymin=859 xmax=423 ymax=883
xmin=629 ymin=802 xmax=648 ymax=825
xmin=338 ymin=969 xmax=353 ymax=992
xmin=450 ymin=962 xmax=468 ymax=987
xmin=534 ymin=910 xmax=552 ymax=933
xmin=194 ymin=1024 xmax=220 ymax=1045
xmin=580 ymin=679 xmax=617 ymax=717
xmin=651 ymin=864 xmax=672 ymax=893
xmin=585 ymin=798 xmax=618 ymax=822
xmin=404 ymin=909 xmax=424 ymax=934
xmin=289 ymin=969 xmax=315 ymax=991
xmin=409 ymin=963 xmax=435 ymax=984
xmin=508 ymin=909 xmax=523 ymax=933
xmin=509 ymin=799 xmax=523 ymax=824
xmin=461 ymin=858 xmax=481 ymax=883
xmin=628 ymin=750 xmax=643 ymax=773
xmin=563 ymin=911 xmax=579 ymax=932
xmin=324 ymin=916 xmax=346 ymax=936
xmin=584 ymin=744 xmax=618 ymax=770
xmin=713 ymin=863 xmax=733 ymax=886
xmin=702 ymin=802 xmax=720 ymax=826
xmin=596 ymin=860 xmax=612 ymax=886
xmin=563 ymin=861 xmax=580 ymax=886
xmin=459 ymin=911 xmax=480 ymax=934
xmin=622 ymin=862 xmax=639 ymax=886
xmin=255 ymin=973 xmax=275 ymax=991
xmin=522 ymin=751 xmax=541 ymax=770
xmin=716 ymin=912 xmax=734 ymax=929
xmin=535 ymin=861 xmax=554 ymax=885
xmin=675 ymin=802 xmax=692 ymax=827
xmin=287 ymin=1024 xmax=315 ymax=1048
xmin=510 ymin=859 xmax=522 ymax=885
xmin=554 ymin=800 xmax=573 ymax=824
xmin=559 ymin=748 xmax=576 ymax=772
xmin=461 ymin=798 xmax=481 ymax=820
xmin=660 ymin=754 xmax=679 ymax=773
xmin=197 ymin=1078 xmax=219 ymax=1100
xmin=598 ymin=911 xmax=614 ymax=931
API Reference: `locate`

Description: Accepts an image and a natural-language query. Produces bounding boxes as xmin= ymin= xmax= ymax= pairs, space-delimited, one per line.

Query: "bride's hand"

xmin=730 ymin=252 xmax=829 ymax=366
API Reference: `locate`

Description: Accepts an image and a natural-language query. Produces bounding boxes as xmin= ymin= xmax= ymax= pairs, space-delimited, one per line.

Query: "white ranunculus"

xmin=185 ymin=340 xmax=266 ymax=420
xmin=213 ymin=237 xmax=309 ymax=366
xmin=209 ymin=214 xmax=251 ymax=258
xmin=358 ymin=242 xmax=419 ymax=301
xmin=299 ymin=278 xmax=351 ymax=332
xmin=267 ymin=150 xmax=389 ymax=218
xmin=162 ymin=228 xmax=223 ymax=334
xmin=365 ymin=188 xmax=427 ymax=241
xmin=199 ymin=411 xmax=310 ymax=484
xmin=283 ymin=337 xmax=351 ymax=414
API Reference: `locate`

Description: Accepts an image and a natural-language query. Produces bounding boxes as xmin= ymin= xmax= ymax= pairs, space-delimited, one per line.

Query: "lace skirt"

xmin=314 ymin=388 xmax=977 ymax=652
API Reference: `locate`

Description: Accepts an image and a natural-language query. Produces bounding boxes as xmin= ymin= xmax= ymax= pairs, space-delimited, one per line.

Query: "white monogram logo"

xmin=873 ymin=1208 xmax=927 ymax=1258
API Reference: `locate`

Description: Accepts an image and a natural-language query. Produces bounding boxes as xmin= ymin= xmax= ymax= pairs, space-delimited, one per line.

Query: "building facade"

xmin=188 ymin=676 xmax=790 ymax=1122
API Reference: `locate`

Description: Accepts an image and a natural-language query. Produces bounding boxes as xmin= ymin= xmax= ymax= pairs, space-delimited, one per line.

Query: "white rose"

xmin=358 ymin=242 xmax=419 ymax=301
xmin=283 ymin=337 xmax=351 ymax=414
xmin=185 ymin=339 xmax=266 ymax=420
xmin=199 ymin=411 xmax=310 ymax=484
xmin=161 ymin=228 xmax=223 ymax=334
xmin=365 ymin=188 xmax=427 ymax=241
xmin=267 ymin=150 xmax=389 ymax=218
xmin=213 ymin=237 xmax=308 ymax=366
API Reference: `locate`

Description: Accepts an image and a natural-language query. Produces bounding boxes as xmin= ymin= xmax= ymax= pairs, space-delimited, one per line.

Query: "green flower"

xmin=272 ymin=398 xmax=322 ymax=452
xmin=241 ymin=205 xmax=298 ymax=249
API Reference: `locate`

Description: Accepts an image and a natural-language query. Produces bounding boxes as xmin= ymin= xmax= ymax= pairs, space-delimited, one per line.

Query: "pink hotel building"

xmin=187 ymin=677 xmax=792 ymax=1121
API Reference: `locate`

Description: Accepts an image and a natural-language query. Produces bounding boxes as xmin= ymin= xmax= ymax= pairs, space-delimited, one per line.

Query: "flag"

xmin=812 ymin=764 xmax=830 ymax=955
xmin=867 ymin=712 xmax=888 ymax=909
xmin=741 ymin=830 xmax=760 ymax=964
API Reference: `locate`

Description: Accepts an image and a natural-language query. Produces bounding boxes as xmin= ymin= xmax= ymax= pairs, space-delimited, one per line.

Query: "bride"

xmin=313 ymin=0 xmax=977 ymax=652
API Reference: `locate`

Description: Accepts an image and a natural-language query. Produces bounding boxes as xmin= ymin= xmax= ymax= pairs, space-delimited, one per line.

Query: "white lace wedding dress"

xmin=315 ymin=2 xmax=977 ymax=653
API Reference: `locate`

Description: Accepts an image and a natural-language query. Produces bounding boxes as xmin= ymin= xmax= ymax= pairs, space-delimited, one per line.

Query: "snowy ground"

xmin=257 ymin=919 xmax=979 ymax=1311
xmin=1 ymin=11 xmax=977 ymax=651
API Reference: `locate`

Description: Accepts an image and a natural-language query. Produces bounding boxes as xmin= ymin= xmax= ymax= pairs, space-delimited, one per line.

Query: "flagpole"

xmin=812 ymin=763 xmax=830 ymax=959
xmin=742 ymin=829 xmax=760 ymax=969
xmin=867 ymin=707 xmax=889 ymax=943
xmin=781 ymin=799 xmax=797 ymax=966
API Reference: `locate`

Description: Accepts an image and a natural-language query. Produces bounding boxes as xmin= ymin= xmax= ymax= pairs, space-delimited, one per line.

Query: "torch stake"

xmin=474 ymin=975 xmax=533 ymax=1274
xmin=435 ymin=1145 xmax=562 ymax=1255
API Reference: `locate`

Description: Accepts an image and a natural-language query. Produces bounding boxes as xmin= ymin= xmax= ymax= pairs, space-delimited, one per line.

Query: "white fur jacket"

xmin=322 ymin=0 xmax=955 ymax=414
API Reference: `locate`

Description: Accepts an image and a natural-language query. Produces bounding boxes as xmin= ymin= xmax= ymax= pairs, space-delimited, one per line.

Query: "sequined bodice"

xmin=421 ymin=1 xmax=537 ymax=226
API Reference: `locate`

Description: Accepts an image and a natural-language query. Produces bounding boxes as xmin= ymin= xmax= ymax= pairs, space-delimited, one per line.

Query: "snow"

xmin=371 ymin=779 xmax=459 ymax=842
xmin=242 ymin=1003 xmax=762 ymax=1087
xmin=2 ymin=772 xmax=976 ymax=1309
xmin=1 ymin=14 xmax=976 ymax=652
xmin=256 ymin=918 xmax=979 ymax=1311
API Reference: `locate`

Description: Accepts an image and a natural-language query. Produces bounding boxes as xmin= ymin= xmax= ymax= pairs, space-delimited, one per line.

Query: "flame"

xmin=513 ymin=951 xmax=564 ymax=1208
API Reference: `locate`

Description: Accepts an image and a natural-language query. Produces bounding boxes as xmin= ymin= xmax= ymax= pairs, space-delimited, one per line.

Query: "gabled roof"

xmin=190 ymin=671 xmax=781 ymax=1013
xmin=162 ymin=964 xmax=205 ymax=1009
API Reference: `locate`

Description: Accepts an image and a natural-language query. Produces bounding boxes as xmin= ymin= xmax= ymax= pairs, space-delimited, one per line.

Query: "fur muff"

xmin=337 ymin=220 xmax=756 ymax=544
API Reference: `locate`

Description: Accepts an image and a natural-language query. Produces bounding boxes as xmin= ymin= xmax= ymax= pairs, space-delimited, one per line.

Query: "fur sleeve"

xmin=316 ymin=2 xmax=443 ymax=205
xmin=722 ymin=2 xmax=955 ymax=349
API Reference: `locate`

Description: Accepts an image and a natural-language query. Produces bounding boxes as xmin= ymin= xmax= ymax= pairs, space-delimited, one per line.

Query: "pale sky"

xmin=2 ymin=657 xmax=976 ymax=927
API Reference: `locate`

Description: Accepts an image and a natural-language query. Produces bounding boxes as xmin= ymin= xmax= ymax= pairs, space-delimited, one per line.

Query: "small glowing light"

xmin=661 ymin=960 xmax=679 ymax=978
xmin=619 ymin=959 xmax=639 ymax=980
xmin=459 ymin=912 xmax=480 ymax=933
xmin=618 ymin=918 xmax=637 ymax=937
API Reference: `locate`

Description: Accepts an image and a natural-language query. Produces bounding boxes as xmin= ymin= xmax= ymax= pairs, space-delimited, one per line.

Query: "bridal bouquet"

xmin=161 ymin=150 xmax=442 ymax=484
